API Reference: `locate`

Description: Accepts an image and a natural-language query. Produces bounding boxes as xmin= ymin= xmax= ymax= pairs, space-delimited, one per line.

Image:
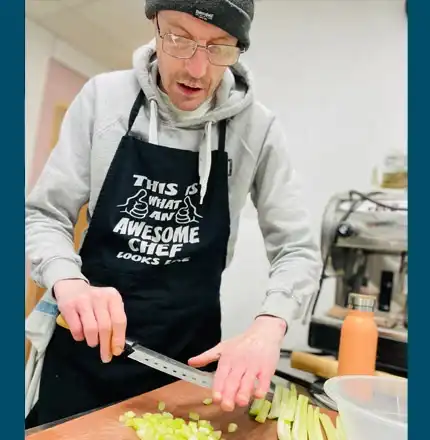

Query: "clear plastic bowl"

xmin=324 ymin=375 xmax=407 ymax=440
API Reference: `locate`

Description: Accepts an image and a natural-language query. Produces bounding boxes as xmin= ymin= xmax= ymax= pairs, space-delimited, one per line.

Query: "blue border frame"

xmin=14 ymin=0 xmax=418 ymax=437
xmin=2 ymin=0 xmax=24 ymax=437
xmin=409 ymin=0 xmax=428 ymax=438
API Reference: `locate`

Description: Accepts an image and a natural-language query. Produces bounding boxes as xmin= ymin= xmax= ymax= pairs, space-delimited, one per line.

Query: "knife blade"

xmin=55 ymin=314 xmax=214 ymax=390
xmin=124 ymin=337 xmax=214 ymax=389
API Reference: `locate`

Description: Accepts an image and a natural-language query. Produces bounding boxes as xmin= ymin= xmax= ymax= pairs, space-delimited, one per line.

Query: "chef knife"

xmin=56 ymin=314 xmax=214 ymax=389
xmin=56 ymin=314 xmax=277 ymax=401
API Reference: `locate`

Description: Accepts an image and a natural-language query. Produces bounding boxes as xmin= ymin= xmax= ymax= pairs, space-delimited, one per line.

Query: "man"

xmin=25 ymin=0 xmax=322 ymax=428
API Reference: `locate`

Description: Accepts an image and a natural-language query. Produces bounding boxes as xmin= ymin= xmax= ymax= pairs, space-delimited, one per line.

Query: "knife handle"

xmin=56 ymin=313 xmax=69 ymax=329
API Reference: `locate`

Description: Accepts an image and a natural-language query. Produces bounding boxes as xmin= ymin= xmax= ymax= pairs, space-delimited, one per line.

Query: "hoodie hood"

xmin=132 ymin=39 xmax=255 ymax=203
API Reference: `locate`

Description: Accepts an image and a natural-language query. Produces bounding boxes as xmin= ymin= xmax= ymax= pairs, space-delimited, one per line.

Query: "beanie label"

xmin=195 ymin=9 xmax=214 ymax=22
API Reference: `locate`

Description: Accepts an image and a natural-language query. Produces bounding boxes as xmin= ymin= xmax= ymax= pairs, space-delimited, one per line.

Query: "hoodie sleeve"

xmin=250 ymin=116 xmax=323 ymax=327
xmin=25 ymin=78 xmax=96 ymax=292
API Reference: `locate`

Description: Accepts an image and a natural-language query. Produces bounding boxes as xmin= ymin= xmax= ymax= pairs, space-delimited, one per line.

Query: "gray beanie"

xmin=145 ymin=0 xmax=254 ymax=51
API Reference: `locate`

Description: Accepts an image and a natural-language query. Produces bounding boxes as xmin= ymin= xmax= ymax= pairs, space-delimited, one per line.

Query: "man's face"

xmin=154 ymin=10 xmax=238 ymax=111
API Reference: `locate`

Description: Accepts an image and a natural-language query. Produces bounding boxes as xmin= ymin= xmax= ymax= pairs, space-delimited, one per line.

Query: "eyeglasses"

xmin=156 ymin=18 xmax=243 ymax=67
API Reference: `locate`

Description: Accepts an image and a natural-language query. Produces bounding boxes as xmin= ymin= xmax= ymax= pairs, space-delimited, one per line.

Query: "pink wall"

xmin=29 ymin=58 xmax=89 ymax=191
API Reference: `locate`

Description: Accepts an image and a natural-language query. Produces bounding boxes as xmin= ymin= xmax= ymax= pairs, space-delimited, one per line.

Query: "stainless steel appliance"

xmin=305 ymin=189 xmax=408 ymax=376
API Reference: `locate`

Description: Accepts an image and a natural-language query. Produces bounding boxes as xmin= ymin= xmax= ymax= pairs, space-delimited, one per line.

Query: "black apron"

xmin=26 ymin=90 xmax=231 ymax=428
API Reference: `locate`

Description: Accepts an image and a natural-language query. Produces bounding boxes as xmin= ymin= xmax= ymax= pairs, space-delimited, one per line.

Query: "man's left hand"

xmin=188 ymin=316 xmax=286 ymax=412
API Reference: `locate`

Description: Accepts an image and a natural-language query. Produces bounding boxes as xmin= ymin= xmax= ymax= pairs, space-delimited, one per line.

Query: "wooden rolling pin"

xmin=290 ymin=351 xmax=400 ymax=379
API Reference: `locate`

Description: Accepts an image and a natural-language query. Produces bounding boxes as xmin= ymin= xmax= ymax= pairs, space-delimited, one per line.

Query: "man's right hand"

xmin=53 ymin=279 xmax=127 ymax=363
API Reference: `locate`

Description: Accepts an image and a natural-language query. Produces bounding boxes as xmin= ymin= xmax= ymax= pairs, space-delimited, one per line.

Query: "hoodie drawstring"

xmin=199 ymin=122 xmax=212 ymax=205
xmin=149 ymin=99 xmax=159 ymax=145
xmin=148 ymin=98 xmax=212 ymax=205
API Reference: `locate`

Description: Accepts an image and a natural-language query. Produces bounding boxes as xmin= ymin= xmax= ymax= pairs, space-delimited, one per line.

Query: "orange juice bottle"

xmin=337 ymin=293 xmax=379 ymax=376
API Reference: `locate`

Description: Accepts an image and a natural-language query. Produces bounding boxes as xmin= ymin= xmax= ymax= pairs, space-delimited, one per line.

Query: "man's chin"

xmin=172 ymin=96 xmax=207 ymax=112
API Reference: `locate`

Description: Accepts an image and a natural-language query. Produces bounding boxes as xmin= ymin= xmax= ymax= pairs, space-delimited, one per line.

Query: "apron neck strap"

xmin=127 ymin=90 xmax=145 ymax=134
xmin=217 ymin=119 xmax=227 ymax=153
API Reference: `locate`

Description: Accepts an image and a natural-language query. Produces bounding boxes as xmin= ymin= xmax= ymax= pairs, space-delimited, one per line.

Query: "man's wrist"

xmin=53 ymin=278 xmax=89 ymax=299
xmin=253 ymin=315 xmax=288 ymax=343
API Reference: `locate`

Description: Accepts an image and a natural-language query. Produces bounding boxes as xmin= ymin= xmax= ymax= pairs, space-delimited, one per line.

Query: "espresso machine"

xmin=306 ymin=189 xmax=408 ymax=377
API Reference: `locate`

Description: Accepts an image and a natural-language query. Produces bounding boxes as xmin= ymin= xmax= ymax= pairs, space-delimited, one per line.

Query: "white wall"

xmin=25 ymin=18 xmax=109 ymax=190
xmin=220 ymin=0 xmax=407 ymax=350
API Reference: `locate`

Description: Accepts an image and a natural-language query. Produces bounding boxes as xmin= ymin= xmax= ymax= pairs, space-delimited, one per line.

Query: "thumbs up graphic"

xmin=117 ymin=189 xmax=149 ymax=220
xmin=175 ymin=196 xmax=203 ymax=224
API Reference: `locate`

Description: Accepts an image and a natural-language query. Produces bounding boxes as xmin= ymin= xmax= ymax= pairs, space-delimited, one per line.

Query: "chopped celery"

xmin=189 ymin=412 xmax=200 ymax=421
xmin=268 ymin=384 xmax=285 ymax=419
xmin=203 ymin=398 xmax=213 ymax=405
xmin=228 ymin=423 xmax=238 ymax=433
xmin=120 ymin=410 xmax=221 ymax=440
xmin=158 ymin=401 xmax=166 ymax=411
xmin=319 ymin=413 xmax=337 ymax=440
xmin=291 ymin=394 xmax=309 ymax=440
xmin=119 ymin=410 xmax=136 ymax=422
xmin=162 ymin=411 xmax=174 ymax=419
xmin=255 ymin=399 xmax=272 ymax=423
xmin=249 ymin=398 xmax=264 ymax=416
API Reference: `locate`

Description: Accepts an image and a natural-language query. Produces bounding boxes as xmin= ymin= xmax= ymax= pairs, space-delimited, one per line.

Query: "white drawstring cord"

xmin=149 ymin=99 xmax=159 ymax=145
xmin=199 ymin=122 xmax=212 ymax=204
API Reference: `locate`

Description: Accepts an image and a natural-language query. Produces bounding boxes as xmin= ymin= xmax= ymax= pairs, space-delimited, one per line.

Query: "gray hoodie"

xmin=25 ymin=40 xmax=322 ymax=328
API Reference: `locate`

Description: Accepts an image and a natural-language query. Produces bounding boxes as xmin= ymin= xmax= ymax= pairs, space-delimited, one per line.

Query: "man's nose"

xmin=185 ymin=47 xmax=209 ymax=79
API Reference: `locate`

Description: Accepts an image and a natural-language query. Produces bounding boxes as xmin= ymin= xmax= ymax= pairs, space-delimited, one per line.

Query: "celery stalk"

xmin=283 ymin=384 xmax=298 ymax=422
xmin=313 ymin=407 xmax=324 ymax=440
xmin=291 ymin=394 xmax=309 ymax=440
xmin=268 ymin=384 xmax=285 ymax=419
xmin=255 ymin=400 xmax=272 ymax=423
xmin=278 ymin=387 xmax=291 ymax=420
xmin=277 ymin=418 xmax=292 ymax=440
xmin=320 ymin=413 xmax=337 ymax=440
xmin=307 ymin=405 xmax=316 ymax=440
xmin=277 ymin=388 xmax=294 ymax=440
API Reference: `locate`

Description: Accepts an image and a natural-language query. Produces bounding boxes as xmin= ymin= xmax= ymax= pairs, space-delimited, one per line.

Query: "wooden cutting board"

xmin=26 ymin=380 xmax=337 ymax=440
